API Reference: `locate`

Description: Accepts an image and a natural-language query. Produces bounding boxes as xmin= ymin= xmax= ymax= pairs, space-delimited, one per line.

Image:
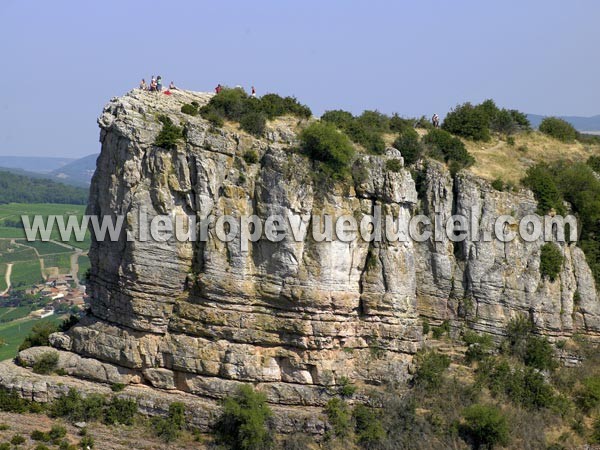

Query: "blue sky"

xmin=1 ymin=0 xmax=599 ymax=157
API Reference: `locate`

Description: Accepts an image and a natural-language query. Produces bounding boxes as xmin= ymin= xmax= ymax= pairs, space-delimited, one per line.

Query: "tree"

xmin=214 ymin=385 xmax=273 ymax=450
xmin=300 ymin=122 xmax=355 ymax=175
xmin=460 ymin=404 xmax=510 ymax=449
xmin=539 ymin=117 xmax=578 ymax=142
xmin=540 ymin=243 xmax=564 ymax=282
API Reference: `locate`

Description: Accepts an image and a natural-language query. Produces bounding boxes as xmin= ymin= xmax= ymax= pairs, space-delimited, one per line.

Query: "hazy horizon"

xmin=2 ymin=0 xmax=600 ymax=158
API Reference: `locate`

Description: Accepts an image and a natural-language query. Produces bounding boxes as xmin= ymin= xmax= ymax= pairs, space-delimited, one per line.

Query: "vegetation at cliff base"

xmin=199 ymin=87 xmax=311 ymax=137
xmin=214 ymin=385 xmax=273 ymax=450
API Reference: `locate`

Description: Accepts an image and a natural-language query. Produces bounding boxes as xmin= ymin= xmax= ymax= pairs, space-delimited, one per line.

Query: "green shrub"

xmin=506 ymin=135 xmax=516 ymax=146
xmin=491 ymin=178 xmax=505 ymax=191
xmin=385 ymin=159 xmax=403 ymax=173
xmin=523 ymin=335 xmax=558 ymax=372
xmin=19 ymin=321 xmax=59 ymax=351
xmin=240 ymin=111 xmax=267 ymax=136
xmin=576 ymin=376 xmax=600 ymax=412
xmin=243 ymin=150 xmax=259 ymax=164
xmin=540 ymin=243 xmax=564 ymax=282
xmin=442 ymin=102 xmax=491 ymax=141
xmin=300 ymin=122 xmax=355 ymax=176
xmin=338 ymin=377 xmax=357 ymax=397
xmin=463 ymin=330 xmax=494 ymax=363
xmin=49 ymin=425 xmax=67 ymax=441
xmin=321 ymin=110 xmax=354 ymax=129
xmin=110 ymin=383 xmax=125 ymax=392
xmin=460 ymin=404 xmax=510 ymax=449
xmin=50 ymin=389 xmax=105 ymax=423
xmin=413 ymin=350 xmax=451 ymax=390
xmin=477 ymin=358 xmax=556 ymax=410
xmin=34 ymin=445 xmax=51 ymax=450
xmin=423 ymin=129 xmax=474 ymax=173
xmin=0 ymin=388 xmax=31 ymax=413
xmin=393 ymin=128 xmax=422 ymax=165
xmin=0 ymin=443 xmax=10 ymax=450
xmin=431 ymin=319 xmax=451 ymax=339
xmin=539 ymin=117 xmax=578 ymax=142
xmin=104 ymin=397 xmax=137 ymax=425
xmin=356 ymin=110 xmax=390 ymax=133
xmin=214 ymin=386 xmax=273 ymax=450
xmin=204 ymin=110 xmax=224 ymax=127
xmin=353 ymin=404 xmax=385 ymax=448
xmin=491 ymin=108 xmax=518 ymax=135
xmin=153 ymin=402 xmax=186 ymax=443
xmin=588 ymin=155 xmax=600 ymax=173
xmin=32 ymin=351 xmax=59 ymax=374
xmin=180 ymin=103 xmax=198 ymax=116
xmin=345 ymin=121 xmax=386 ymax=154
xmin=389 ymin=114 xmax=415 ymax=134
xmin=31 ymin=429 xmax=50 ymax=441
xmin=154 ymin=115 xmax=183 ymax=150
xmin=10 ymin=434 xmax=25 ymax=445
xmin=522 ymin=163 xmax=565 ymax=214
xmin=79 ymin=436 xmax=94 ymax=448
xmin=258 ymin=93 xmax=311 ymax=119
xmin=422 ymin=319 xmax=430 ymax=335
xmin=325 ymin=397 xmax=351 ymax=439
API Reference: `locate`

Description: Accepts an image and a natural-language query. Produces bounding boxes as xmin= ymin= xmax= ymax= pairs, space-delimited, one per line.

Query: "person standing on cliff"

xmin=157 ymin=76 xmax=162 ymax=92
xmin=251 ymin=86 xmax=256 ymax=97
xmin=150 ymin=76 xmax=157 ymax=92
xmin=215 ymin=84 xmax=222 ymax=94
xmin=139 ymin=79 xmax=147 ymax=90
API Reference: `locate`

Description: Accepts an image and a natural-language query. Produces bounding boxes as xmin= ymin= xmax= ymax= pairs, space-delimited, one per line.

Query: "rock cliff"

xmin=1 ymin=89 xmax=599 ymax=433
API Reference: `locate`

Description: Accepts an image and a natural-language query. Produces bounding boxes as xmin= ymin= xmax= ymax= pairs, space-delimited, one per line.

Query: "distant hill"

xmin=528 ymin=114 xmax=600 ymax=132
xmin=0 ymin=154 xmax=98 ymax=187
xmin=49 ymin=154 xmax=98 ymax=187
xmin=0 ymin=156 xmax=74 ymax=174
xmin=0 ymin=170 xmax=88 ymax=204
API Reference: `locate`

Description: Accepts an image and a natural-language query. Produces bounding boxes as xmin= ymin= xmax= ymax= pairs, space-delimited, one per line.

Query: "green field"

xmin=0 ymin=244 xmax=37 ymax=264
xmin=78 ymin=255 xmax=91 ymax=278
xmin=0 ymin=203 xmax=89 ymax=246
xmin=16 ymin=239 xmax=73 ymax=255
xmin=0 ymin=315 xmax=65 ymax=361
xmin=43 ymin=253 xmax=72 ymax=274
xmin=0 ymin=306 xmax=32 ymax=323
xmin=9 ymin=260 xmax=43 ymax=289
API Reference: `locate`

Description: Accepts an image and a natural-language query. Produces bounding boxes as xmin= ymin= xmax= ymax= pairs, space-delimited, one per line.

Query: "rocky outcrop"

xmin=45 ymin=89 xmax=421 ymax=419
xmin=1 ymin=89 xmax=599 ymax=434
xmin=415 ymin=161 xmax=600 ymax=338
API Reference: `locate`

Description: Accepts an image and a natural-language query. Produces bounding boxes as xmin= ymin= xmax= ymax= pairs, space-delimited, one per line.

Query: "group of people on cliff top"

xmin=138 ymin=78 xmax=256 ymax=98
xmin=139 ymin=76 xmax=177 ymax=92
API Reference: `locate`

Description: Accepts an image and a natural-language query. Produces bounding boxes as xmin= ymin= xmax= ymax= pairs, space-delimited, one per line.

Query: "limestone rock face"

xmin=33 ymin=89 xmax=600 ymax=431
xmin=53 ymin=89 xmax=422 ymax=413
xmin=415 ymin=161 xmax=600 ymax=338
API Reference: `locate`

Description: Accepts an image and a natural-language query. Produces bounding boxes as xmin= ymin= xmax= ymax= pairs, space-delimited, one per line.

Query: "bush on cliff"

xmin=539 ymin=117 xmax=578 ymax=142
xmin=154 ymin=115 xmax=183 ymax=150
xmin=152 ymin=402 xmax=185 ymax=442
xmin=215 ymin=385 xmax=273 ymax=450
xmin=19 ymin=321 xmax=59 ymax=351
xmin=422 ymin=129 xmax=475 ymax=173
xmin=32 ymin=351 xmax=59 ymax=375
xmin=392 ymin=127 xmax=422 ymax=165
xmin=199 ymin=87 xmax=311 ymax=133
xmin=540 ymin=243 xmax=564 ymax=282
xmin=300 ymin=122 xmax=355 ymax=177
xmin=521 ymin=163 xmax=565 ymax=214
xmin=443 ymin=102 xmax=491 ymax=141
